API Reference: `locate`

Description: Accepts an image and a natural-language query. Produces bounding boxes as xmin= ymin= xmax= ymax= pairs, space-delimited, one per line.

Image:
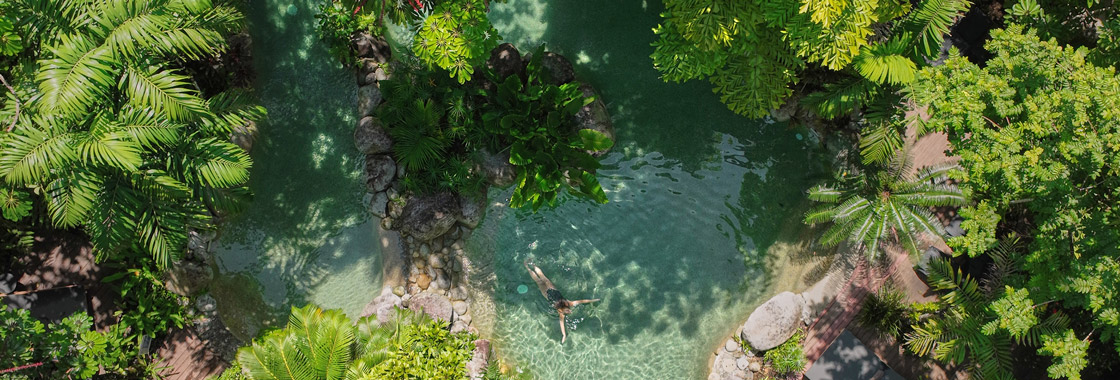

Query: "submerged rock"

xmin=398 ymin=192 xmax=460 ymax=242
xmin=370 ymin=191 xmax=389 ymax=218
xmin=364 ymin=155 xmax=396 ymax=192
xmin=354 ymin=117 xmax=392 ymax=155
xmin=539 ymin=52 xmax=575 ymax=85
xmin=164 ymin=260 xmax=212 ymax=297
xmin=473 ymin=148 xmax=516 ymax=188
xmin=573 ymin=82 xmax=615 ymax=157
xmin=230 ymin=121 xmax=258 ymax=152
xmin=739 ymin=291 xmax=806 ymax=351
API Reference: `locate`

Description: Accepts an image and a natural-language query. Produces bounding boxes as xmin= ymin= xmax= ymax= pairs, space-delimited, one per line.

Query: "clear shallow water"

xmin=208 ymin=0 xmax=382 ymax=340
xmin=466 ymin=1 xmax=829 ymax=378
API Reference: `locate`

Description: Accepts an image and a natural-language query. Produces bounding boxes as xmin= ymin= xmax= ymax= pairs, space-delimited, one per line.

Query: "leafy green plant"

xmin=764 ymin=329 xmax=805 ymax=375
xmin=315 ymin=1 xmax=380 ymax=66
xmin=0 ymin=17 xmax=22 ymax=56
xmin=0 ymin=0 xmax=266 ymax=269
xmin=480 ymin=49 xmax=612 ymax=210
xmin=103 ymin=259 xmax=188 ymax=340
xmin=234 ymin=304 xmax=479 ymax=380
xmin=0 ymin=306 xmax=151 ymax=378
xmin=803 ymin=151 xmax=966 ymax=259
xmin=412 ymin=0 xmax=499 ymax=84
xmin=857 ymin=284 xmax=912 ymax=338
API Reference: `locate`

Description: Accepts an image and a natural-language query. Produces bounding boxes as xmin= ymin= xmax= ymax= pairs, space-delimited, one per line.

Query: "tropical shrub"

xmin=904 ymin=245 xmax=1084 ymax=380
xmin=0 ymin=306 xmax=158 ymax=379
xmin=103 ymin=258 xmax=189 ymax=339
xmin=764 ymin=329 xmax=805 ymax=375
xmin=0 ymin=0 xmax=266 ymax=269
xmin=378 ymin=47 xmax=612 ymax=211
xmin=649 ymin=0 xmax=970 ymax=119
xmin=803 ymin=151 xmax=965 ymax=259
xmin=232 ymin=304 xmax=479 ymax=380
xmin=908 ymin=25 xmax=1120 ymax=358
xmin=857 ymin=284 xmax=912 ymax=339
xmin=315 ymin=1 xmax=380 ymax=66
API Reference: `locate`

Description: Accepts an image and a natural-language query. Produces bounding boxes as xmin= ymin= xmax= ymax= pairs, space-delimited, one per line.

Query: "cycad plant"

xmin=234 ymin=305 xmax=477 ymax=380
xmin=904 ymin=242 xmax=1079 ymax=380
xmin=0 ymin=0 xmax=265 ymax=268
xmin=803 ymin=151 xmax=965 ymax=259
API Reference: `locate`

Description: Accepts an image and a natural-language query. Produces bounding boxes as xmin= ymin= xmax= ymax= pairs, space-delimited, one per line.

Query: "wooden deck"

xmin=14 ymin=231 xmax=119 ymax=329
xmin=156 ymin=327 xmax=230 ymax=380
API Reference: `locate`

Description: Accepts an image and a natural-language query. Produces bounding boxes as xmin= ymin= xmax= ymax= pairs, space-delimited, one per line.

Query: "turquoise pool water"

xmin=463 ymin=0 xmax=829 ymax=378
xmin=208 ymin=0 xmax=382 ymax=340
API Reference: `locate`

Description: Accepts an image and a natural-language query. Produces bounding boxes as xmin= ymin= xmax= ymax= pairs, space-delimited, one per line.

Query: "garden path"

xmin=156 ymin=327 xmax=229 ymax=380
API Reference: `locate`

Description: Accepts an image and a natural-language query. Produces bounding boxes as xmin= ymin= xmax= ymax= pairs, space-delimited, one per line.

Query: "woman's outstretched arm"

xmin=570 ymin=298 xmax=601 ymax=306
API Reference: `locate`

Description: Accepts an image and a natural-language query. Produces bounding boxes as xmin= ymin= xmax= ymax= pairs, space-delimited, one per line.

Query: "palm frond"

xmin=202 ymin=89 xmax=267 ymax=137
xmin=800 ymin=76 xmax=876 ymax=119
xmin=122 ymin=66 xmax=209 ymax=121
xmin=853 ymin=40 xmax=918 ymax=85
xmin=859 ymin=122 xmax=905 ymax=165
xmin=93 ymin=0 xmax=167 ymax=59
xmin=176 ymin=138 xmax=252 ymax=188
xmin=898 ymin=0 xmax=971 ymax=59
xmin=36 ymin=33 xmax=119 ymax=118
xmin=45 ymin=169 xmax=101 ymax=227
xmin=112 ymin=107 xmax=184 ymax=148
xmin=9 ymin=0 xmax=89 ymax=46
xmin=0 ymin=121 xmax=78 ymax=185
xmin=806 ymin=185 xmax=843 ymax=203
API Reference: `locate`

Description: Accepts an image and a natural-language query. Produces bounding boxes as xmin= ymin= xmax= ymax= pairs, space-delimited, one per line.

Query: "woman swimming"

xmin=524 ymin=261 xmax=600 ymax=343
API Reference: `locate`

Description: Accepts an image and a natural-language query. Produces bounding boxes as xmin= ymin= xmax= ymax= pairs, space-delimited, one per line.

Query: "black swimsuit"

xmin=546 ymin=288 xmax=566 ymax=308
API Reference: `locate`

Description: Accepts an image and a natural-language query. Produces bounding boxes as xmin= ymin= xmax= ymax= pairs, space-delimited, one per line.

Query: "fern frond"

xmin=122 ymin=66 xmax=209 ymax=121
xmin=36 ymin=33 xmax=119 ymax=118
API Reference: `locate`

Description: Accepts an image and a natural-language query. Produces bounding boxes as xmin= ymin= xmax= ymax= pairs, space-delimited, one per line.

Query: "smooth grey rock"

xmin=357 ymin=85 xmax=382 ymax=117
xmin=355 ymin=117 xmax=392 ymax=155
xmin=736 ymin=356 xmax=749 ymax=370
xmin=393 ymin=285 xmax=405 ymax=297
xmin=433 ymin=270 xmax=451 ymax=291
xmin=195 ymin=294 xmax=218 ymax=317
xmin=165 ymin=260 xmax=212 ymax=297
xmin=739 ymin=291 xmax=806 ymax=351
xmin=453 ymin=300 xmax=468 ymax=315
xmin=398 ymin=192 xmax=461 ymax=242
xmin=408 ymin=293 xmax=453 ymax=322
xmin=539 ymin=52 xmax=575 ymax=85
xmin=230 ymin=121 xmax=258 ymax=152
xmin=451 ymin=319 xmax=469 ymax=334
xmin=449 ymin=286 xmax=468 ymax=301
xmin=428 ymin=254 xmax=445 ymax=269
xmin=487 ymin=43 xmax=523 ymax=80
xmin=370 ymin=191 xmax=389 ymax=218
xmin=724 ymin=339 xmax=740 ymax=353
xmin=364 ymin=154 xmax=395 ymax=192
xmin=573 ymin=82 xmax=615 ymax=157
xmin=748 ymin=362 xmax=761 ymax=372
xmin=457 ymin=193 xmax=485 ymax=229
xmin=473 ymin=149 xmax=516 ymax=188
xmin=357 ymin=58 xmax=390 ymax=85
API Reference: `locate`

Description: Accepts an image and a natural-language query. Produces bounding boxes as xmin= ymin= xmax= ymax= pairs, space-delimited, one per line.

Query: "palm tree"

xmin=803 ymin=151 xmax=966 ymax=259
xmin=0 ymin=0 xmax=264 ymax=268
xmin=904 ymin=241 xmax=1071 ymax=380
xmin=235 ymin=305 xmax=476 ymax=380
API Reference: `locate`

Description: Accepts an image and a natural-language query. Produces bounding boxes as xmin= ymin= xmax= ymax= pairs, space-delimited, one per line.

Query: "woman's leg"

xmin=524 ymin=262 xmax=552 ymax=297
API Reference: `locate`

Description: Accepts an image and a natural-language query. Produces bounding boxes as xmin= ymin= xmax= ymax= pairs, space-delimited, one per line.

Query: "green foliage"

xmin=379 ymin=48 xmax=612 ymax=211
xmin=0 ymin=17 xmax=23 ymax=56
xmin=315 ymin=2 xmax=380 ymax=66
xmin=904 ymin=245 xmax=1083 ymax=379
xmin=481 ymin=51 xmax=611 ymax=210
xmin=0 ymin=188 xmax=32 ymax=222
xmin=0 ymin=0 xmax=266 ymax=269
xmin=1038 ymin=330 xmax=1091 ymax=380
xmin=763 ymin=329 xmax=805 ymax=375
xmin=858 ymin=284 xmax=912 ymax=338
xmin=650 ymin=0 xmax=969 ymax=118
xmin=412 ymin=0 xmax=499 ymax=84
xmin=0 ymin=306 xmax=153 ymax=378
xmin=234 ymin=304 xmax=478 ymax=380
xmin=908 ymin=25 xmax=1120 ymax=356
xmin=1091 ymin=17 xmax=1120 ymax=68
xmin=804 ymin=152 xmax=965 ymax=259
xmin=103 ymin=259 xmax=188 ymax=339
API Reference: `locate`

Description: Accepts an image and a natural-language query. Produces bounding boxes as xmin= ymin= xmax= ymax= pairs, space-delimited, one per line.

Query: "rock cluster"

xmin=710 ymin=337 xmax=761 ymax=380
xmin=710 ymin=291 xmax=815 ymax=380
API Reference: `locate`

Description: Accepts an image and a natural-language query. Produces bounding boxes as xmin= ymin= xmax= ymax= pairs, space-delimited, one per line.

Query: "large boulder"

xmin=486 ymin=43 xmax=523 ymax=80
xmin=473 ymin=149 xmax=516 ymax=188
xmin=573 ymin=82 xmax=615 ymax=157
xmin=398 ymin=192 xmax=460 ymax=242
xmin=351 ymin=32 xmax=391 ymax=62
xmin=739 ymin=291 xmax=806 ymax=351
xmin=358 ymin=85 xmax=382 ymax=118
xmin=539 ymin=52 xmax=575 ymax=85
xmin=164 ymin=260 xmax=212 ymax=297
xmin=365 ymin=155 xmax=396 ymax=192
xmin=361 ymin=287 xmax=403 ymax=325
xmin=354 ymin=117 xmax=392 ymax=154
xmin=408 ymin=292 xmax=453 ymax=322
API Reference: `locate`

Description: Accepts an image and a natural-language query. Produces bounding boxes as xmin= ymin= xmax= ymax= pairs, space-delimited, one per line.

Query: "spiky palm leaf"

xmin=0 ymin=119 xmax=78 ymax=185
xmin=800 ymin=76 xmax=878 ymax=119
xmin=852 ymin=39 xmax=918 ymax=85
xmin=35 ymin=33 xmax=119 ymax=118
xmin=804 ymin=151 xmax=965 ymax=259
xmin=123 ymin=66 xmax=209 ymax=121
xmin=239 ymin=305 xmax=369 ymax=380
xmin=897 ymin=0 xmax=971 ymax=59
xmin=8 ymin=0 xmax=89 ymax=46
xmin=859 ymin=122 xmax=906 ymax=166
